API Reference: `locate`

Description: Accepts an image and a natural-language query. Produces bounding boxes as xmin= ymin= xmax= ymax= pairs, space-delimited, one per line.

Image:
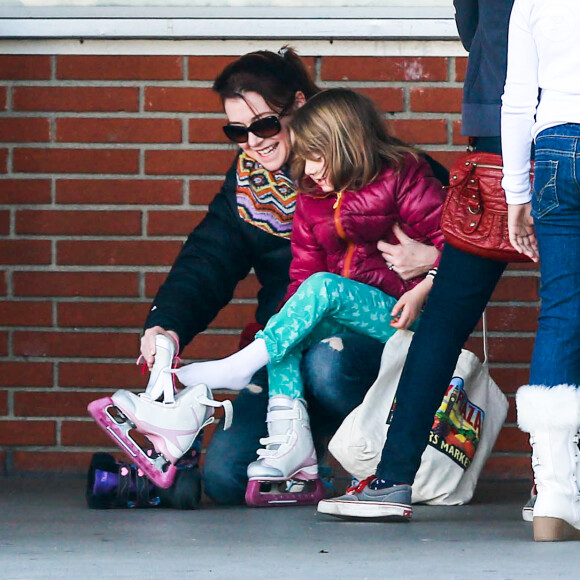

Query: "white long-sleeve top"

xmin=501 ymin=0 xmax=580 ymax=204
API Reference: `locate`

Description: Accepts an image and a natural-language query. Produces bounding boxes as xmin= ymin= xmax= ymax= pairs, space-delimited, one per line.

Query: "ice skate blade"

xmin=533 ymin=517 xmax=580 ymax=542
xmin=245 ymin=478 xmax=326 ymax=507
xmin=87 ymin=397 xmax=177 ymax=489
xmin=317 ymin=499 xmax=412 ymax=522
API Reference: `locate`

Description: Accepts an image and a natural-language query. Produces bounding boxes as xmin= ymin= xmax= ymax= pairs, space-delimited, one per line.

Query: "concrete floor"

xmin=1 ymin=477 xmax=579 ymax=580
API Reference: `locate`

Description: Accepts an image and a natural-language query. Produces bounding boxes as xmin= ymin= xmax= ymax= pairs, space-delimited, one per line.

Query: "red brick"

xmin=13 ymin=148 xmax=139 ymax=175
xmin=57 ymin=178 xmax=183 ymax=205
xmin=57 ymin=56 xmax=183 ymax=80
xmin=0 ymin=240 xmax=51 ymax=265
xmin=479 ymin=305 xmax=540 ymax=333
xmin=146 ymin=87 xmax=222 ymax=113
xmin=0 ymin=179 xmax=51 ymax=204
xmin=0 ymin=87 xmax=6 ymax=110
xmin=0 ymin=332 xmax=7 ymax=355
xmin=145 ymin=272 xmax=259 ymax=299
xmin=0 ymin=391 xmax=7 ymax=415
xmin=187 ymin=55 xmax=237 ymax=80
xmin=466 ymin=336 xmax=535 ymax=364
xmin=455 ymin=56 xmax=469 ymax=82
xmin=210 ymin=303 xmax=257 ymax=329
xmin=189 ymin=179 xmax=222 ymax=205
xmin=410 ymin=87 xmax=463 ymax=113
xmin=489 ymin=367 xmax=530 ymax=395
xmin=0 ymin=149 xmax=6 ymax=173
xmin=492 ymin=275 xmax=539 ymax=301
xmin=429 ymin=150 xmax=463 ymax=170
xmin=507 ymin=261 xmax=540 ymax=272
xmin=0 ymin=420 xmax=56 ymax=445
xmin=189 ymin=118 xmax=227 ymax=143
xmin=0 ymin=210 xmax=8 ymax=234
xmin=180 ymin=333 xmax=240 ymax=360
xmin=13 ymin=331 xmax=140 ymax=358
xmin=0 ymin=117 xmax=50 ymax=142
xmin=13 ymin=271 xmax=139 ymax=298
xmin=57 ymin=240 xmax=182 ymax=266
xmin=13 ymin=390 xmax=104 ymax=417
xmin=60 ymin=362 xmax=149 ymax=389
xmin=16 ymin=209 xmax=142 ymax=236
xmin=0 ymin=271 xmax=6 ymax=295
xmin=0 ymin=56 xmax=51 ymax=80
xmin=147 ymin=210 xmax=205 ymax=236
xmin=61 ymin=420 xmax=115 ymax=447
xmin=58 ymin=301 xmax=149 ymax=328
xmin=494 ymin=426 xmax=530 ymax=453
xmin=321 ymin=57 xmax=448 ymax=82
xmin=356 ymin=87 xmax=405 ymax=113
xmin=0 ymin=301 xmax=52 ymax=326
xmin=389 ymin=119 xmax=448 ymax=145
xmin=146 ymin=149 xmax=235 ymax=176
xmin=506 ymin=397 xmax=517 ymax=423
xmin=12 ymin=451 xmax=95 ymax=475
xmin=452 ymin=120 xmax=469 ymax=145
xmin=13 ymin=86 xmax=139 ymax=112
xmin=0 ymin=361 xmax=54 ymax=387
xmin=481 ymin=455 xmax=532 ymax=480
xmin=56 ymin=118 xmax=182 ymax=144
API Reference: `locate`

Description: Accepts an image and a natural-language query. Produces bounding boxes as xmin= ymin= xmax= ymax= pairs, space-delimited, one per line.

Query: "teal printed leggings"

xmin=256 ymin=272 xmax=417 ymax=398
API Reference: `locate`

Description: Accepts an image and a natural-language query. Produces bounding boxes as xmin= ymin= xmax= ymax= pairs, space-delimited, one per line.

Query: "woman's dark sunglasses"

xmin=222 ymin=115 xmax=283 ymax=144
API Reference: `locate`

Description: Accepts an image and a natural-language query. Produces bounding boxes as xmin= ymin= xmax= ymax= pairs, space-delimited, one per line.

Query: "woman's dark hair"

xmin=291 ymin=88 xmax=418 ymax=193
xmin=212 ymin=46 xmax=320 ymax=113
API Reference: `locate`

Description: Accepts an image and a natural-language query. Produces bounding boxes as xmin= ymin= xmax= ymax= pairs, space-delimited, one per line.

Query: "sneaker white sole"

xmin=317 ymin=499 xmax=412 ymax=521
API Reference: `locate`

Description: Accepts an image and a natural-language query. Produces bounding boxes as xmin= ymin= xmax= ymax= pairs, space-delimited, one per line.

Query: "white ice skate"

xmin=245 ymin=396 xmax=325 ymax=506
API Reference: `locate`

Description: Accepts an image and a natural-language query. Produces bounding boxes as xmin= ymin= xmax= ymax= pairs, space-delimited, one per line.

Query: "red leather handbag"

xmin=441 ymin=151 xmax=532 ymax=263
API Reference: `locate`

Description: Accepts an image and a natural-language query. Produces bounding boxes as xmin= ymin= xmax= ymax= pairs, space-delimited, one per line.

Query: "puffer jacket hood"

xmin=286 ymin=153 xmax=446 ymax=301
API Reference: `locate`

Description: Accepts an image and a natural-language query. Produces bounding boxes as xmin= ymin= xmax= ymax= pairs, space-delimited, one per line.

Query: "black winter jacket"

xmin=454 ymin=0 xmax=515 ymax=137
xmin=144 ymin=154 xmax=292 ymax=351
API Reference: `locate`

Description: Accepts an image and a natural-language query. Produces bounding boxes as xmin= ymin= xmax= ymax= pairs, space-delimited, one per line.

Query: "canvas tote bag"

xmin=328 ymin=329 xmax=508 ymax=505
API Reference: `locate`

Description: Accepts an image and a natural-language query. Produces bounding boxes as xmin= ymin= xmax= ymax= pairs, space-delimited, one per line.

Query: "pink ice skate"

xmin=88 ymin=335 xmax=232 ymax=489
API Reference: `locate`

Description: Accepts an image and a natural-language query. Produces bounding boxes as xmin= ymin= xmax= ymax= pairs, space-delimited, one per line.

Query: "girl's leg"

xmin=516 ymin=126 xmax=580 ymax=541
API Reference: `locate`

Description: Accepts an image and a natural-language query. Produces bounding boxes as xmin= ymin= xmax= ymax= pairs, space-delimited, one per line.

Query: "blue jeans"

xmin=375 ymin=243 xmax=506 ymax=484
xmin=529 ymin=124 xmax=580 ymax=387
xmin=202 ymin=332 xmax=384 ymax=504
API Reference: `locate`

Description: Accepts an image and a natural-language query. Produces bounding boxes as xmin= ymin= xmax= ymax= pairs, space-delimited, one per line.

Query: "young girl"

xmin=173 ymin=88 xmax=446 ymax=484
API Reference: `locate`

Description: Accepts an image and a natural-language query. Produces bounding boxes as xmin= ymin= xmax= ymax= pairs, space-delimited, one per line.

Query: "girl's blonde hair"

xmin=290 ymin=88 xmax=418 ymax=193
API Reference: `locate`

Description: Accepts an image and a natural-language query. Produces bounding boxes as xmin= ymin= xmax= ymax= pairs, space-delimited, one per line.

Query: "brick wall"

xmin=0 ymin=52 xmax=536 ymax=481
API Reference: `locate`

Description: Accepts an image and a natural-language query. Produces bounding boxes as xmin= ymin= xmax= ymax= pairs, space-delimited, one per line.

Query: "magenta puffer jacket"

xmin=286 ymin=154 xmax=446 ymax=301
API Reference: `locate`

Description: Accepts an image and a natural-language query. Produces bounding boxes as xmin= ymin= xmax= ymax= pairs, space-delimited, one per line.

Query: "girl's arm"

xmin=284 ymin=195 xmax=327 ymax=301
xmin=390 ymin=276 xmax=433 ymax=330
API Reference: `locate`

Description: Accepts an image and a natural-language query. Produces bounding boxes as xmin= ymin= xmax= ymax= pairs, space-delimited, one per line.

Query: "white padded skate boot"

xmin=111 ymin=382 xmax=232 ymax=465
xmin=247 ymin=395 xmax=318 ymax=481
xmin=517 ymin=384 xmax=580 ymax=541
xmin=141 ymin=334 xmax=178 ymax=404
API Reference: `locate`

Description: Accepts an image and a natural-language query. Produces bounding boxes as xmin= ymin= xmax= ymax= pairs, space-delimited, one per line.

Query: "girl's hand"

xmin=140 ymin=326 xmax=179 ymax=370
xmin=390 ymin=277 xmax=433 ymax=330
xmin=508 ymin=202 xmax=539 ymax=263
xmin=377 ymin=223 xmax=440 ymax=280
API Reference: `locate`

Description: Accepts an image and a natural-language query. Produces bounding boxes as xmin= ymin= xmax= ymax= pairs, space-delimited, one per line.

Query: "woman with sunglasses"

xmin=129 ymin=47 xmax=441 ymax=506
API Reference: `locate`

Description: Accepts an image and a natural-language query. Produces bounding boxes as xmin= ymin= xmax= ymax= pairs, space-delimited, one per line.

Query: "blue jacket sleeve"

xmin=454 ymin=0 xmax=479 ymax=51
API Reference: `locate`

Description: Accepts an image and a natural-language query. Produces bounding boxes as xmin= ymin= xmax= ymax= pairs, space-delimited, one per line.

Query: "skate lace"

xmin=346 ymin=475 xmax=376 ymax=495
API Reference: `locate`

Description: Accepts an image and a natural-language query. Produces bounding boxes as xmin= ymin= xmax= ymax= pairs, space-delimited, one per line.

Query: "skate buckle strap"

xmin=197 ymin=394 xmax=233 ymax=430
xmin=266 ymin=409 xmax=300 ymax=423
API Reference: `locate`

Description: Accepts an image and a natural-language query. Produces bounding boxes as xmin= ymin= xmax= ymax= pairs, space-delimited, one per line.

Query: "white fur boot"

xmin=516 ymin=384 xmax=580 ymax=541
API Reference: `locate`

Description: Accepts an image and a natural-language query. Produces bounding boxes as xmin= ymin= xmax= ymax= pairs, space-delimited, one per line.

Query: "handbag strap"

xmin=482 ymin=309 xmax=489 ymax=368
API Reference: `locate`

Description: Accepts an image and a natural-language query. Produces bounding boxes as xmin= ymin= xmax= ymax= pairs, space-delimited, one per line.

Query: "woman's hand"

xmin=390 ymin=277 xmax=433 ymax=330
xmin=377 ymin=223 xmax=440 ymax=280
xmin=140 ymin=326 xmax=179 ymax=370
xmin=508 ymin=202 xmax=539 ymax=263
